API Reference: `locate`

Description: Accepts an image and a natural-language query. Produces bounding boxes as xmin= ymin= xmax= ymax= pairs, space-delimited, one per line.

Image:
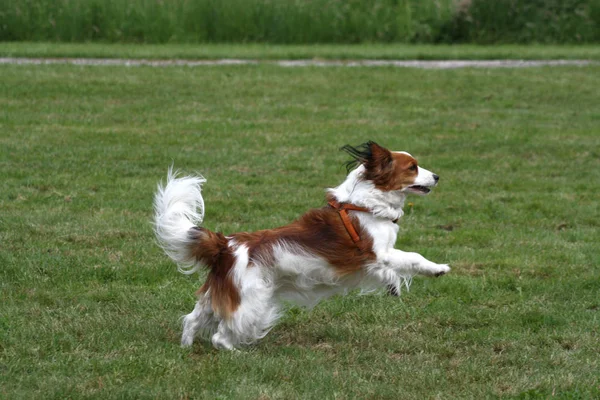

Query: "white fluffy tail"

xmin=153 ymin=167 xmax=206 ymax=274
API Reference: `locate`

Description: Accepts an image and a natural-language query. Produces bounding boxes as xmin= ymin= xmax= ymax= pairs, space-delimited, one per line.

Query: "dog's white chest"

xmin=356 ymin=213 xmax=399 ymax=255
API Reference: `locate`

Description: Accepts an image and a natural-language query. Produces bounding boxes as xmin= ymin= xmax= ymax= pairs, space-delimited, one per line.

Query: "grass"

xmin=2 ymin=42 xmax=600 ymax=61
xmin=1 ymin=0 xmax=599 ymax=44
xmin=1 ymin=59 xmax=599 ymax=398
xmin=0 ymin=0 xmax=454 ymax=44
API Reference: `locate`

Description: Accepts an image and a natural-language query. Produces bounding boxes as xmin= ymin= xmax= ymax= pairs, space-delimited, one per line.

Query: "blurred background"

xmin=2 ymin=0 xmax=598 ymax=45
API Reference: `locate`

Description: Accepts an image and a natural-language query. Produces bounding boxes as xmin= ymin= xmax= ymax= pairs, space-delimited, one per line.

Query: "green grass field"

xmin=1 ymin=58 xmax=599 ymax=398
xmin=2 ymin=42 xmax=600 ymax=60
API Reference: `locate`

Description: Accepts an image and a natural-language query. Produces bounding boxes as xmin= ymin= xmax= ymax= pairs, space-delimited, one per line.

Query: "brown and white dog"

xmin=154 ymin=141 xmax=450 ymax=350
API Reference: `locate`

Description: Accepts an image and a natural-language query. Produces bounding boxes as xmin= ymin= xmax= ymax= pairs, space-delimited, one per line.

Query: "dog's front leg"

xmin=385 ymin=249 xmax=450 ymax=277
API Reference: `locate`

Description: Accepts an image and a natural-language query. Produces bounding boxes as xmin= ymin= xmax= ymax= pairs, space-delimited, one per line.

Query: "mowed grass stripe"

xmin=2 ymin=42 xmax=600 ymax=61
xmin=1 ymin=63 xmax=599 ymax=399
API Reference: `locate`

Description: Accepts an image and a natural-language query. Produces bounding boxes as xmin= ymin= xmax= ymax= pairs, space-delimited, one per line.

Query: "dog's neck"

xmin=327 ymin=166 xmax=405 ymax=222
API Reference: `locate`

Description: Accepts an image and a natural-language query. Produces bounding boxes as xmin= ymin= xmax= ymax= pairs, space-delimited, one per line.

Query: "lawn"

xmin=2 ymin=42 xmax=600 ymax=61
xmin=1 ymin=60 xmax=599 ymax=399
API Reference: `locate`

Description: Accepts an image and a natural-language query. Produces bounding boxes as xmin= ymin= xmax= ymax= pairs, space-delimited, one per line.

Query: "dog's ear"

xmin=341 ymin=141 xmax=394 ymax=186
xmin=341 ymin=141 xmax=391 ymax=172
xmin=366 ymin=141 xmax=393 ymax=172
xmin=341 ymin=142 xmax=369 ymax=171
xmin=364 ymin=141 xmax=394 ymax=186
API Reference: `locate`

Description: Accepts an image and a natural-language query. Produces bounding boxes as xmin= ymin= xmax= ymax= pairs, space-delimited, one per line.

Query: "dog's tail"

xmin=153 ymin=167 xmax=211 ymax=274
xmin=154 ymin=168 xmax=242 ymax=320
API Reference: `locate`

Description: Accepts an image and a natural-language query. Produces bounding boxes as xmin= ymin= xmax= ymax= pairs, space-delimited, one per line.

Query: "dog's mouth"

xmin=406 ymin=185 xmax=432 ymax=195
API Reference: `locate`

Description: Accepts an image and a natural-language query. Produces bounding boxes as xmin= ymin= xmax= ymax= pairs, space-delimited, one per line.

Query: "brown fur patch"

xmin=361 ymin=142 xmax=396 ymax=188
xmin=368 ymin=147 xmax=419 ymax=191
xmin=385 ymin=152 xmax=419 ymax=191
xmin=190 ymin=228 xmax=240 ymax=319
xmin=232 ymin=206 xmax=376 ymax=276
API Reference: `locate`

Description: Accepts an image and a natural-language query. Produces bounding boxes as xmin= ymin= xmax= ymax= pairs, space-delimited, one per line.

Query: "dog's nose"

xmin=433 ymin=174 xmax=439 ymax=183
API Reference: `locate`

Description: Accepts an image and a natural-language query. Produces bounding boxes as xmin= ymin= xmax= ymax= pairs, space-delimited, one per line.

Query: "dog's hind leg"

xmin=228 ymin=297 xmax=280 ymax=348
xmin=211 ymin=268 xmax=280 ymax=350
xmin=211 ymin=321 xmax=237 ymax=350
xmin=181 ymin=297 xmax=217 ymax=347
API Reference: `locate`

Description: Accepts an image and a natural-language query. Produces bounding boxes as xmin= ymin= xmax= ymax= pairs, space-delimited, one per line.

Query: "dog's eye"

xmin=409 ymin=164 xmax=417 ymax=172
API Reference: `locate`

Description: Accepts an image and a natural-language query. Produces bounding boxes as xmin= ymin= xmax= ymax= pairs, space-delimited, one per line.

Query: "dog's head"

xmin=341 ymin=141 xmax=439 ymax=195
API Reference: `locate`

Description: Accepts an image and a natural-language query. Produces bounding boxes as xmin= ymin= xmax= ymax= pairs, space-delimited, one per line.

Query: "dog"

xmin=154 ymin=141 xmax=450 ymax=350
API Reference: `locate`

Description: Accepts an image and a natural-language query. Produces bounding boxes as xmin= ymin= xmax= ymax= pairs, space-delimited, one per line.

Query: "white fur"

xmin=226 ymin=244 xmax=280 ymax=347
xmin=329 ymin=165 xmax=405 ymax=221
xmin=413 ymin=166 xmax=438 ymax=187
xmin=156 ymin=156 xmax=450 ymax=350
xmin=271 ymin=243 xmax=364 ymax=308
xmin=153 ymin=167 xmax=206 ymax=274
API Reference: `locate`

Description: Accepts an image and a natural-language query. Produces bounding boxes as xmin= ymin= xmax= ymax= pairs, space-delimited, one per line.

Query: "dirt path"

xmin=0 ymin=57 xmax=596 ymax=69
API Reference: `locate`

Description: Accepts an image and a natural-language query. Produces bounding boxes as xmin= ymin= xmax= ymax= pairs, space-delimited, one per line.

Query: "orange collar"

xmin=328 ymin=200 xmax=372 ymax=244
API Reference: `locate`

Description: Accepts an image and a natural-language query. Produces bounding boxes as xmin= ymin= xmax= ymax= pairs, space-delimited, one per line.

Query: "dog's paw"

xmin=433 ymin=264 xmax=450 ymax=277
xmin=181 ymin=334 xmax=194 ymax=348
